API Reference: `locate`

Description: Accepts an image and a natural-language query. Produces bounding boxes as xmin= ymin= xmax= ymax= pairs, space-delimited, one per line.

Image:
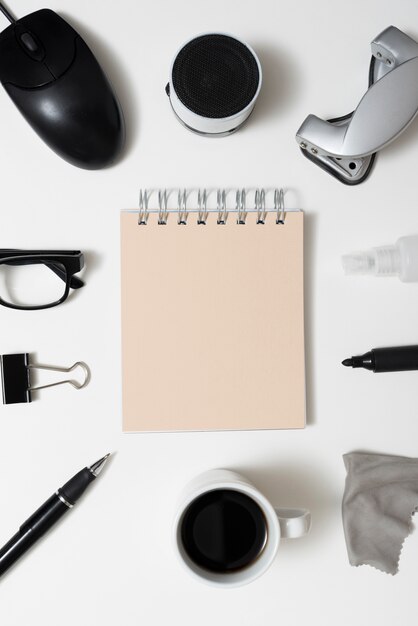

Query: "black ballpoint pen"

xmin=0 ymin=454 xmax=110 ymax=578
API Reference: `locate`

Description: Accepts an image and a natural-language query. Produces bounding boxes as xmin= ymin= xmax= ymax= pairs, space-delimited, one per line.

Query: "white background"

xmin=0 ymin=0 xmax=418 ymax=623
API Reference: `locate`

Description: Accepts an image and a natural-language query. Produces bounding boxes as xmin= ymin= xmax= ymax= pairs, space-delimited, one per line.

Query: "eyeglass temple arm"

xmin=42 ymin=261 xmax=84 ymax=289
xmin=2 ymin=258 xmax=84 ymax=289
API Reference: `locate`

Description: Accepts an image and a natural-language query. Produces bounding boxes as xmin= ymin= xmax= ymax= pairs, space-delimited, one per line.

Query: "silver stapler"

xmin=296 ymin=26 xmax=418 ymax=184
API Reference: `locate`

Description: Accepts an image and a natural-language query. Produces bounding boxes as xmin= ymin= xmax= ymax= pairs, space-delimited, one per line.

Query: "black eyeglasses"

xmin=0 ymin=250 xmax=85 ymax=310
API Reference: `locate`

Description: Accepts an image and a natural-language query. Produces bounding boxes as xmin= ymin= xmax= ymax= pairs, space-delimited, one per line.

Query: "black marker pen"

xmin=342 ymin=345 xmax=418 ymax=372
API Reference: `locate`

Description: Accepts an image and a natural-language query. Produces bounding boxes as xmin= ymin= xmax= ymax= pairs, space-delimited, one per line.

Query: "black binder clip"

xmin=0 ymin=353 xmax=91 ymax=404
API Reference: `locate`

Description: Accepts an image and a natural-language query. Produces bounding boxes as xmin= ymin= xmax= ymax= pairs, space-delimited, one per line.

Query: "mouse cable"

xmin=0 ymin=1 xmax=16 ymax=24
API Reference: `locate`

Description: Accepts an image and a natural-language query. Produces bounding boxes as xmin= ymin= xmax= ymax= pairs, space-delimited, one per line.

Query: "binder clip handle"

xmin=27 ymin=361 xmax=91 ymax=392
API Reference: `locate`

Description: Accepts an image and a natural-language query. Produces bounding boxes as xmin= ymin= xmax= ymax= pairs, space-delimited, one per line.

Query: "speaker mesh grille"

xmin=172 ymin=34 xmax=260 ymax=119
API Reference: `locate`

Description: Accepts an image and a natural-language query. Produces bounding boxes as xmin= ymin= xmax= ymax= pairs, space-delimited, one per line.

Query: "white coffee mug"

xmin=173 ymin=469 xmax=311 ymax=588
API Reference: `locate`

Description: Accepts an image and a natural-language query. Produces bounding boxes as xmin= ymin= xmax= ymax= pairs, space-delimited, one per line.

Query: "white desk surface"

xmin=1 ymin=0 xmax=418 ymax=623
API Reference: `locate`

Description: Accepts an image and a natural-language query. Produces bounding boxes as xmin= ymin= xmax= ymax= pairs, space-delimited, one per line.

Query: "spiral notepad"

xmin=121 ymin=189 xmax=305 ymax=432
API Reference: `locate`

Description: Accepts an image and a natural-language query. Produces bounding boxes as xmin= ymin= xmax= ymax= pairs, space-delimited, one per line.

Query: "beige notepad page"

xmin=121 ymin=210 xmax=305 ymax=432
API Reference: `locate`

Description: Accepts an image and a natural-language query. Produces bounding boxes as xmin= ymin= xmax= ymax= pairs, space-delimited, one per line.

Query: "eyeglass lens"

xmin=0 ymin=260 xmax=67 ymax=307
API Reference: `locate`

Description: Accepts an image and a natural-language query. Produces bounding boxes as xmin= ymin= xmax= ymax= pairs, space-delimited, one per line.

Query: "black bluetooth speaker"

xmin=166 ymin=33 xmax=262 ymax=136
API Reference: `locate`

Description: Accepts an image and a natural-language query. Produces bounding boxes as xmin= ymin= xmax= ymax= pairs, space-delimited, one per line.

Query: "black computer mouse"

xmin=0 ymin=8 xmax=125 ymax=169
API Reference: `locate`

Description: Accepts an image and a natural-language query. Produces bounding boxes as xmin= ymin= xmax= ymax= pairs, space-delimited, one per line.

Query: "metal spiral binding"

xmin=275 ymin=188 xmax=285 ymax=224
xmin=136 ymin=188 xmax=286 ymax=224
xmin=138 ymin=189 xmax=148 ymax=225
xmin=198 ymin=189 xmax=208 ymax=224
xmin=236 ymin=189 xmax=246 ymax=224
xmin=255 ymin=188 xmax=266 ymax=224
xmin=178 ymin=189 xmax=188 ymax=224
xmin=217 ymin=189 xmax=227 ymax=224
xmin=158 ymin=189 xmax=168 ymax=225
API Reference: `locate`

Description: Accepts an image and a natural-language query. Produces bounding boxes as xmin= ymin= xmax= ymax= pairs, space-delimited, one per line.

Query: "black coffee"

xmin=181 ymin=489 xmax=267 ymax=573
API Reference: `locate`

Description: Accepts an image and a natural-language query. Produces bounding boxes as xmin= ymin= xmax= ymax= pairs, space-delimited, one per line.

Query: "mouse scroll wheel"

xmin=20 ymin=32 xmax=39 ymax=53
xmin=17 ymin=30 xmax=45 ymax=62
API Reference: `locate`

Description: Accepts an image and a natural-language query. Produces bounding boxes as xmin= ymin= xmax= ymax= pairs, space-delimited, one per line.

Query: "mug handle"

xmin=274 ymin=508 xmax=311 ymax=539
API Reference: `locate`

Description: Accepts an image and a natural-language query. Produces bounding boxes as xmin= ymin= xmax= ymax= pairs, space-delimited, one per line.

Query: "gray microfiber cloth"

xmin=342 ymin=452 xmax=418 ymax=574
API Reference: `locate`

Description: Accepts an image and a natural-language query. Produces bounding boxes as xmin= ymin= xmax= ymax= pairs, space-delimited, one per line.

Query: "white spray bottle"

xmin=342 ymin=235 xmax=418 ymax=282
